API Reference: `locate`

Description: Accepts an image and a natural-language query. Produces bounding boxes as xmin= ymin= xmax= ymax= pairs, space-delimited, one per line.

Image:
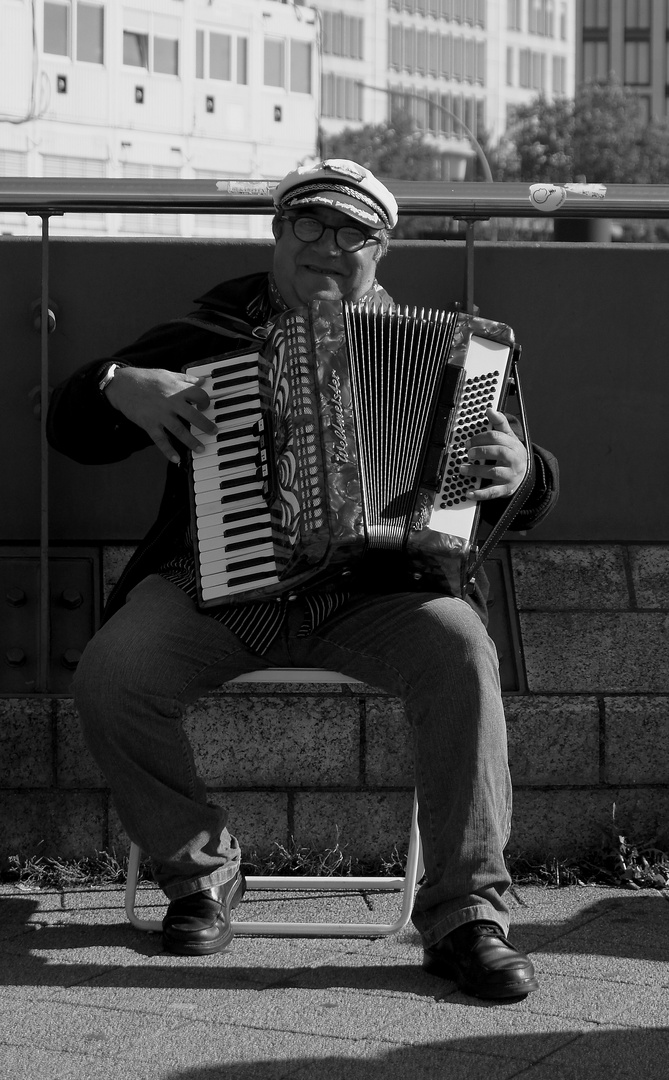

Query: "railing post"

xmin=39 ymin=213 xmax=51 ymax=693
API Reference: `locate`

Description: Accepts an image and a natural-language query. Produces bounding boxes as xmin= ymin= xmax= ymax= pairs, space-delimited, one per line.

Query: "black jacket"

xmin=47 ymin=272 xmax=559 ymax=625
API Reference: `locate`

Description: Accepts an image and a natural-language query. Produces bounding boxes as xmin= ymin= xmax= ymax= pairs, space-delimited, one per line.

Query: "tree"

xmin=495 ymin=78 xmax=669 ymax=185
xmin=321 ymin=110 xmax=444 ymax=183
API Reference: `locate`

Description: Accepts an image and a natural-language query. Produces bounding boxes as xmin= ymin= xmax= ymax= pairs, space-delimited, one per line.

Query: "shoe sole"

xmin=423 ymin=953 xmax=540 ymax=1000
xmin=163 ymin=873 xmax=246 ymax=957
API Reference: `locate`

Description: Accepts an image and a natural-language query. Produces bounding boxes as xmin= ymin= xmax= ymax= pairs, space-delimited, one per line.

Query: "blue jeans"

xmin=73 ymin=574 xmax=512 ymax=946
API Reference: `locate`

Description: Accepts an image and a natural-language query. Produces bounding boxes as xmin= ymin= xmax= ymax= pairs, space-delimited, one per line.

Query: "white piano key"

xmin=198 ymin=526 xmax=272 ymax=550
xmin=201 ymin=572 xmax=279 ymax=601
xmin=194 ymin=465 xmax=258 ymax=495
xmin=193 ymin=456 xmax=258 ymax=482
xmin=194 ymin=483 xmax=264 ymax=508
xmin=199 ymin=543 xmax=275 ymax=571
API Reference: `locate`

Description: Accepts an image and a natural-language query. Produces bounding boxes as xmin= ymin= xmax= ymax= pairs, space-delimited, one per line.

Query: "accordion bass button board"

xmin=185 ymin=301 xmax=516 ymax=607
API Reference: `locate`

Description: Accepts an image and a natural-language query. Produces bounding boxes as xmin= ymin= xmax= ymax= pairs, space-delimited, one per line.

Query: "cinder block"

xmin=184 ymin=694 xmax=360 ymax=786
xmin=511 ymin=544 xmax=629 ymax=609
xmin=505 ymin=696 xmax=600 ymax=785
xmin=604 ymin=697 xmax=669 ymax=784
xmin=519 ymin=612 xmax=669 ymax=693
xmin=365 ymin=697 xmax=413 ymax=786
xmin=509 ymin=788 xmax=617 ymax=859
xmin=0 ymin=792 xmax=107 ymax=863
xmin=0 ymin=698 xmax=53 ymax=787
xmin=629 ymin=546 xmax=669 ymax=608
xmin=55 ymin=699 xmax=106 ymax=788
xmin=108 ymin=790 xmax=289 ymax=859
xmin=293 ymin=791 xmax=414 ymax=860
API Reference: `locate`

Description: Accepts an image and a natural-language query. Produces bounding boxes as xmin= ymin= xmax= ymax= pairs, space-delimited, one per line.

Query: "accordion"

xmin=185 ymin=300 xmax=524 ymax=608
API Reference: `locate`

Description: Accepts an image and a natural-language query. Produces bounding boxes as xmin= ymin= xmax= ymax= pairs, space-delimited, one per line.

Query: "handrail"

xmin=1 ymin=178 xmax=669 ymax=219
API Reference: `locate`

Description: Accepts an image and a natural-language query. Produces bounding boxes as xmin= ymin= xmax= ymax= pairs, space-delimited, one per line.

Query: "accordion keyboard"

xmin=188 ymin=353 xmax=280 ymax=602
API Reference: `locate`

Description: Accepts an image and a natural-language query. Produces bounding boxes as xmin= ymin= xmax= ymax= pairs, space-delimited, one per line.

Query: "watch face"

xmin=99 ymin=365 xmax=114 ymax=392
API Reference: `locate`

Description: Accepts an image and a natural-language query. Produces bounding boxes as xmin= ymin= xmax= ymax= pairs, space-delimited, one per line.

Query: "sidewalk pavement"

xmin=1 ymin=879 xmax=668 ymax=1080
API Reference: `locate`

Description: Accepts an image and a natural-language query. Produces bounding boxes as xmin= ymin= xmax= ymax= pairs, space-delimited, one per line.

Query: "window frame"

xmin=43 ymin=0 xmax=105 ymax=65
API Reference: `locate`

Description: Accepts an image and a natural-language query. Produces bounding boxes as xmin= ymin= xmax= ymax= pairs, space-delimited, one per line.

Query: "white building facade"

xmin=316 ymin=0 xmax=576 ymax=178
xmin=0 ymin=0 xmax=576 ymax=235
xmin=0 ymin=0 xmax=319 ymax=235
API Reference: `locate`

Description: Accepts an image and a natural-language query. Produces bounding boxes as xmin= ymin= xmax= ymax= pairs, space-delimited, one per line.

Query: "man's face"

xmin=272 ymin=207 xmax=381 ymax=309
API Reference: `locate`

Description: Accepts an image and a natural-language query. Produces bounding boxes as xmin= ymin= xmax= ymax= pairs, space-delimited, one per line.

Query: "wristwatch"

xmin=98 ymin=362 xmax=121 ymax=395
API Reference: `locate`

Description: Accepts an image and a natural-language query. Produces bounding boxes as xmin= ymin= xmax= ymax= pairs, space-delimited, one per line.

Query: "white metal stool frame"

xmin=125 ymin=668 xmax=423 ymax=937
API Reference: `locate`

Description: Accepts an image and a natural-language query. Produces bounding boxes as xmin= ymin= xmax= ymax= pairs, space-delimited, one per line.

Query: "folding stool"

xmin=125 ymin=668 xmax=423 ymax=937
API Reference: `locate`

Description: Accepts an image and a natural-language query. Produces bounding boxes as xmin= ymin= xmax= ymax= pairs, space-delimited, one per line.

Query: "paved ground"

xmin=1 ymin=880 xmax=668 ymax=1079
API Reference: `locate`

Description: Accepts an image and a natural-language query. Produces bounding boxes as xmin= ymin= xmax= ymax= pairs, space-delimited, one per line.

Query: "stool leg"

xmin=124 ymin=794 xmax=423 ymax=938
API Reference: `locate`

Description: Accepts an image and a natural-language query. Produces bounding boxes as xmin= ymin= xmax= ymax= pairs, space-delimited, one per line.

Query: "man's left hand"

xmin=460 ymin=409 xmax=528 ymax=501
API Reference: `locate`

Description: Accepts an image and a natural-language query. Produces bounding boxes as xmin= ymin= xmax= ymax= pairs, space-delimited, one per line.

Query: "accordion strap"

xmin=173 ymin=309 xmax=271 ymax=344
xmin=464 ymin=348 xmax=536 ymax=591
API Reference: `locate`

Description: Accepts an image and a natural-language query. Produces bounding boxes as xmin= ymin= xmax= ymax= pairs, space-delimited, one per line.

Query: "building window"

xmin=44 ymin=2 xmax=70 ymax=56
xmin=210 ymin=33 xmax=232 ymax=81
xmin=196 ymin=29 xmax=247 ymax=84
xmin=264 ymin=39 xmax=285 ymax=88
xmin=582 ymin=39 xmax=609 ymax=81
xmin=291 ymin=41 xmax=311 ymax=93
xmin=321 ymin=73 xmax=362 ymax=119
xmin=625 ymin=0 xmax=650 ymax=28
xmin=625 ymin=40 xmax=650 ymax=84
xmin=123 ymin=16 xmax=179 ymax=76
xmin=552 ymin=54 xmax=566 ymax=94
xmin=321 ymin=12 xmax=363 ymax=60
xmin=583 ymin=0 xmax=610 ymax=28
xmin=507 ymin=0 xmax=522 ymax=31
xmin=506 ymin=45 xmax=514 ymax=85
xmin=44 ymin=1 xmax=104 ymax=63
xmin=440 ymin=34 xmax=452 ymax=78
xmin=519 ymin=47 xmax=530 ymax=87
xmin=154 ymin=36 xmax=178 ymax=76
xmin=389 ymin=25 xmax=401 ymax=70
xmin=77 ymin=3 xmax=104 ymax=63
xmin=123 ymin=31 xmax=149 ymax=69
xmin=528 ymin=0 xmax=554 ymax=36
xmin=237 ymin=38 xmax=248 ymax=85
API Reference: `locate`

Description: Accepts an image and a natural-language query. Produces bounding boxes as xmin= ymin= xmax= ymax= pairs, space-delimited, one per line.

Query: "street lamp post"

xmin=356 ymin=83 xmax=494 ymax=184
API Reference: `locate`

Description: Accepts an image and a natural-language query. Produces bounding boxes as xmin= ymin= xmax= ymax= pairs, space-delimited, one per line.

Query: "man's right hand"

xmin=104 ymin=367 xmax=217 ymax=464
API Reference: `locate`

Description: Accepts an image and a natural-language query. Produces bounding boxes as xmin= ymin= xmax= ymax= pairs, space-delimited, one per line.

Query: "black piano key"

xmin=223 ymin=520 xmax=271 ymax=538
xmin=221 ymin=506 xmax=268 ymax=524
xmin=226 ymin=553 xmax=276 ymax=573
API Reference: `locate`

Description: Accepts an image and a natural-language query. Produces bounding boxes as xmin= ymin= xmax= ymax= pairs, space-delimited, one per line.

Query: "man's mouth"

xmin=302 ymin=264 xmax=343 ymax=277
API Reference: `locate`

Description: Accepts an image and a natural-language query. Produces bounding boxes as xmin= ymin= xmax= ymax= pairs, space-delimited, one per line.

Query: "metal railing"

xmin=2 ymin=177 xmax=669 ymax=218
xmin=3 ymin=178 xmax=669 ymax=691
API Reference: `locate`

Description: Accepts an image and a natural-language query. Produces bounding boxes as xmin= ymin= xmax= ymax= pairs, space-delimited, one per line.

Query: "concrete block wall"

xmin=2 ymin=541 xmax=668 ymax=867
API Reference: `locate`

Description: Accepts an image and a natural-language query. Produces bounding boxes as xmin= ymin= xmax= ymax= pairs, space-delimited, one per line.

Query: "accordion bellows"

xmin=185 ymin=300 xmax=515 ymax=606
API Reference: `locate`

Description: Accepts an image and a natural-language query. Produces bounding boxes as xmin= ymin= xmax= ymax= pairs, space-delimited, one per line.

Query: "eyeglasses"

xmin=284 ymin=214 xmax=381 ymax=253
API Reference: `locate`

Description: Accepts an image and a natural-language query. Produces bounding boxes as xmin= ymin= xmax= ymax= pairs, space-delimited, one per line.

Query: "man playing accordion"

xmin=47 ymin=159 xmax=558 ymax=1001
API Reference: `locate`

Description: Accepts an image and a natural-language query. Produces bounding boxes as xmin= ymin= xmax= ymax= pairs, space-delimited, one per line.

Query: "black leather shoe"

xmin=423 ymin=921 xmax=539 ymax=1000
xmin=162 ymin=870 xmax=246 ymax=956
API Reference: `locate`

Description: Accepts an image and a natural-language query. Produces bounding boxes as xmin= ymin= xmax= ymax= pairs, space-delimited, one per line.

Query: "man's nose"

xmin=312 ymin=226 xmax=341 ymax=254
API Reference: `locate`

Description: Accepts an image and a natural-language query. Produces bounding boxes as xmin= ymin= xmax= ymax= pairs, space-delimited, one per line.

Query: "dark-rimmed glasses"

xmin=284 ymin=214 xmax=381 ymax=253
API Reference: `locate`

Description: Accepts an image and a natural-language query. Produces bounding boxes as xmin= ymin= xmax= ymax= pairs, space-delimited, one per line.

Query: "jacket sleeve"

xmin=46 ymin=318 xmax=247 ymax=466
